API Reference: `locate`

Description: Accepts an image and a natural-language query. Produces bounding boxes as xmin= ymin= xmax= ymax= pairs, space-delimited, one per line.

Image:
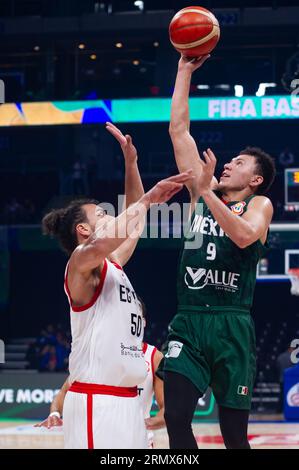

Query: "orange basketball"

xmin=169 ymin=6 xmax=220 ymax=58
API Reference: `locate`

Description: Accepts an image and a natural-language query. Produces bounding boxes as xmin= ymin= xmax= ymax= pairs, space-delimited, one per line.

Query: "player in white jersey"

xmin=41 ymin=122 xmax=192 ymax=449
xmin=36 ymin=299 xmax=166 ymax=448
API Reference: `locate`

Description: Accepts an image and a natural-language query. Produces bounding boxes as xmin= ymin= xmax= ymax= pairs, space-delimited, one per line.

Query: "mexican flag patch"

xmin=238 ymin=385 xmax=249 ymax=396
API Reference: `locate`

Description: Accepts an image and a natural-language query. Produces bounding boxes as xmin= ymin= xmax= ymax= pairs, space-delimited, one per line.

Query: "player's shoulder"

xmin=248 ymin=194 xmax=273 ymax=211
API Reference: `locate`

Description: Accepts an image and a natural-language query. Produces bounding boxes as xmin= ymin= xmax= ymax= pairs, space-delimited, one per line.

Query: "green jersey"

xmin=177 ymin=193 xmax=268 ymax=312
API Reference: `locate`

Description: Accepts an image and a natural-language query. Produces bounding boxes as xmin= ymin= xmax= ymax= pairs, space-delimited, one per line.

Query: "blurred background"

xmin=0 ymin=0 xmax=299 ymax=423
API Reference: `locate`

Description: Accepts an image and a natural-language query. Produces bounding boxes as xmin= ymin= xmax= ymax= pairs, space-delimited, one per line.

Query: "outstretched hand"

xmin=146 ymin=169 xmax=194 ymax=204
xmin=178 ymin=53 xmax=211 ymax=73
xmin=106 ymin=122 xmax=138 ymax=164
xmin=34 ymin=414 xmax=63 ymax=429
xmin=198 ymin=148 xmax=217 ymax=194
xmin=145 ymin=416 xmax=165 ymax=430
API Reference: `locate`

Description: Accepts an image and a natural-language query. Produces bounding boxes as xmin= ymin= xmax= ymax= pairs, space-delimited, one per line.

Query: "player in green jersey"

xmin=161 ymin=55 xmax=276 ymax=449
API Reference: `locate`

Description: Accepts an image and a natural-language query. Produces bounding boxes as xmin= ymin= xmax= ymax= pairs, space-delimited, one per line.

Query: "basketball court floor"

xmin=0 ymin=415 xmax=298 ymax=449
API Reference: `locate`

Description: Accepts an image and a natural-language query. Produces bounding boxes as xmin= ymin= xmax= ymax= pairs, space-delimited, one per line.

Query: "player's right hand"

xmin=34 ymin=415 xmax=63 ymax=429
xmin=178 ymin=53 xmax=210 ymax=73
xmin=146 ymin=169 xmax=194 ymax=204
xmin=105 ymin=122 xmax=138 ymax=164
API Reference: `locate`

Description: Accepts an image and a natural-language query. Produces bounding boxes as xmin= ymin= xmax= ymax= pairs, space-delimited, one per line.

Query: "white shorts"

xmin=63 ymin=382 xmax=148 ymax=449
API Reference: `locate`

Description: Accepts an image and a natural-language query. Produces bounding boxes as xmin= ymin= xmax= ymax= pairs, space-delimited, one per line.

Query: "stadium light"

xmin=234 ymin=85 xmax=244 ymax=97
xmin=256 ymin=83 xmax=276 ymax=97
xmin=215 ymin=84 xmax=230 ymax=91
xmin=197 ymin=85 xmax=210 ymax=90
xmin=134 ymin=1 xmax=144 ymax=10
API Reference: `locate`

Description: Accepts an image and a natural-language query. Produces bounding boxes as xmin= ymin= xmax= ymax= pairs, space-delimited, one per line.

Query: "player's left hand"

xmin=34 ymin=415 xmax=63 ymax=429
xmin=106 ymin=122 xmax=138 ymax=164
xmin=145 ymin=416 xmax=166 ymax=430
xmin=146 ymin=169 xmax=194 ymax=204
xmin=198 ymin=148 xmax=217 ymax=194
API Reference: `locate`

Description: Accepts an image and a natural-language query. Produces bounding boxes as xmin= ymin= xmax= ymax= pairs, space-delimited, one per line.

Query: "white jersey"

xmin=138 ymin=343 xmax=157 ymax=418
xmin=64 ymin=258 xmax=147 ymax=387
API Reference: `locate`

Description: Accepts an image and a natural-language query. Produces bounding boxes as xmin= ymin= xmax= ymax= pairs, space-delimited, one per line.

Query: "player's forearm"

xmin=146 ymin=408 xmax=165 ymax=430
xmin=154 ymin=408 xmax=165 ymax=425
xmin=50 ymin=391 xmax=64 ymax=416
xmin=91 ymin=195 xmax=150 ymax=256
xmin=169 ymin=67 xmax=192 ymax=133
xmin=124 ymin=161 xmax=144 ymax=209
xmin=111 ymin=215 xmax=145 ymax=266
xmin=121 ymin=162 xmax=145 ymax=259
xmin=168 ymin=67 xmax=203 ymax=189
xmin=201 ymin=189 xmax=256 ymax=248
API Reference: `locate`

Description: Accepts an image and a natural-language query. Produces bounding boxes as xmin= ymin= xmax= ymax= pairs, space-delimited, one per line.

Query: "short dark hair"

xmin=239 ymin=146 xmax=276 ymax=194
xmin=42 ymin=198 xmax=99 ymax=255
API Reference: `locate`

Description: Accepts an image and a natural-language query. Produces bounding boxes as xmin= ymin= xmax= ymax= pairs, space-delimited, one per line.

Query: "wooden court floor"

xmin=0 ymin=415 xmax=299 ymax=449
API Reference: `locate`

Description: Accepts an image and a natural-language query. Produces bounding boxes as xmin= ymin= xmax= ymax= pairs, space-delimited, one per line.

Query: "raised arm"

xmin=71 ymin=170 xmax=194 ymax=275
xmin=105 ymin=122 xmax=144 ymax=266
xmin=106 ymin=122 xmax=144 ymax=209
xmin=169 ymin=55 xmax=217 ymax=203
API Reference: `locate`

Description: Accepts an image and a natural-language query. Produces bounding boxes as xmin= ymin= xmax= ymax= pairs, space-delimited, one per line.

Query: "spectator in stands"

xmin=36 ymin=324 xmax=56 ymax=347
xmin=39 ymin=344 xmax=57 ymax=372
xmin=276 ymin=344 xmax=297 ymax=412
xmin=3 ymin=198 xmax=23 ymax=224
xmin=31 ymin=324 xmax=71 ymax=372
xmin=36 ymin=328 xmax=49 ymax=349
xmin=55 ymin=330 xmax=70 ymax=371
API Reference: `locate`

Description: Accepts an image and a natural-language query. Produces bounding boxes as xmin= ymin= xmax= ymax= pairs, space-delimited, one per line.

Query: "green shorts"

xmin=162 ymin=307 xmax=256 ymax=410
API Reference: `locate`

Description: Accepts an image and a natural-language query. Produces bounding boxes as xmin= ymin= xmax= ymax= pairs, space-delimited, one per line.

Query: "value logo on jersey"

xmin=184 ymin=267 xmax=240 ymax=292
xmin=230 ymin=201 xmax=246 ymax=216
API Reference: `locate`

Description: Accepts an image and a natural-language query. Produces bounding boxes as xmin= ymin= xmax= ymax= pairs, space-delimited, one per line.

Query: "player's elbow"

xmin=235 ymin=230 xmax=256 ymax=249
xmin=236 ymin=236 xmax=251 ymax=249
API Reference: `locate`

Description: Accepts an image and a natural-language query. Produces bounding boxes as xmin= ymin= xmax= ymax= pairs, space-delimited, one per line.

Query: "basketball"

xmin=169 ymin=6 xmax=220 ymax=58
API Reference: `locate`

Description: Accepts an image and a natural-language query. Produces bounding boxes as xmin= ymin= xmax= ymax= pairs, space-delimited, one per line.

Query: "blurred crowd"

xmin=26 ymin=323 xmax=71 ymax=372
xmin=0 ymin=198 xmax=37 ymax=224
